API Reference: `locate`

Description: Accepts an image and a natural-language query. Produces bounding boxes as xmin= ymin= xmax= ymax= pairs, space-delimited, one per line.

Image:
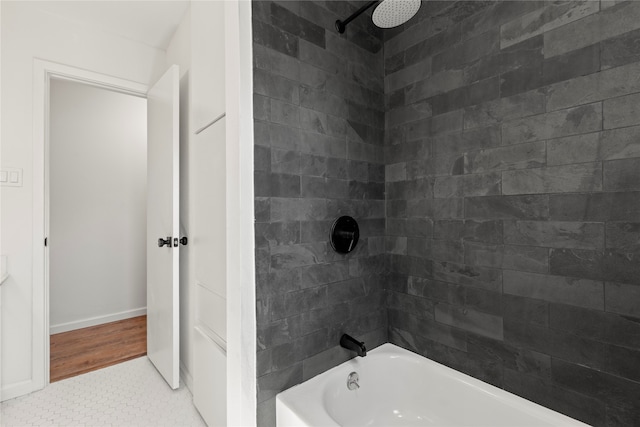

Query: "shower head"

xmin=335 ymin=0 xmax=421 ymax=34
xmin=372 ymin=0 xmax=421 ymax=28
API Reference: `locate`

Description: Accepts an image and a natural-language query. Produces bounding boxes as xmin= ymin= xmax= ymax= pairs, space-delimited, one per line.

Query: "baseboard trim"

xmin=49 ymin=307 xmax=147 ymax=335
xmin=180 ymin=361 xmax=193 ymax=393
xmin=1 ymin=379 xmax=39 ymax=402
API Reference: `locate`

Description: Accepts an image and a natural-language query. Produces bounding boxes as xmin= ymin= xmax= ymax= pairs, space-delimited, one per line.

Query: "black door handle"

xmin=158 ymin=237 xmax=172 ymax=247
xmin=180 ymin=237 xmax=188 ymax=246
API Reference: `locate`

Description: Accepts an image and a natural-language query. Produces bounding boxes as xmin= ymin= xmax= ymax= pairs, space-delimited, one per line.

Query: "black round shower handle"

xmin=158 ymin=237 xmax=172 ymax=248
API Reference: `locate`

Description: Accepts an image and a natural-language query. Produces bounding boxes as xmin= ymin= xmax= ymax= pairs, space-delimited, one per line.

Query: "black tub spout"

xmin=340 ymin=334 xmax=367 ymax=357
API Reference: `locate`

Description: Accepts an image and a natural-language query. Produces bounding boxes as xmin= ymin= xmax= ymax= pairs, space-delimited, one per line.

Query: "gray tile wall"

xmin=252 ymin=1 xmax=387 ymax=424
xmin=385 ymin=1 xmax=640 ymax=425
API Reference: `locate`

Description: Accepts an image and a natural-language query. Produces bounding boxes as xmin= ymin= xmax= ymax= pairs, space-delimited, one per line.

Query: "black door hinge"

xmin=44 ymin=237 xmax=48 ymax=247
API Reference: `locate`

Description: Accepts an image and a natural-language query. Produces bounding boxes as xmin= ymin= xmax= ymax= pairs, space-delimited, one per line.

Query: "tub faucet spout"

xmin=340 ymin=334 xmax=367 ymax=357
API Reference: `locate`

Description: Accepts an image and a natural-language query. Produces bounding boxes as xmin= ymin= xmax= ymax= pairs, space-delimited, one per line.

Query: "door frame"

xmin=32 ymin=59 xmax=148 ymax=389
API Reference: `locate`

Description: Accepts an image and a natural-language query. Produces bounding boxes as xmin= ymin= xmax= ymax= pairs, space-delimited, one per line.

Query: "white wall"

xmin=0 ymin=1 xmax=166 ymax=399
xmin=49 ymin=79 xmax=147 ymax=333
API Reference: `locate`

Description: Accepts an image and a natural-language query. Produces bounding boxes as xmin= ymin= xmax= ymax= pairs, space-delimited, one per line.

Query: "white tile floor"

xmin=0 ymin=357 xmax=207 ymax=427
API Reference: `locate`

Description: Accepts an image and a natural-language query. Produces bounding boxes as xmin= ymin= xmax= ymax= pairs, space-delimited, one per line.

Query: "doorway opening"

xmin=47 ymin=77 xmax=148 ymax=382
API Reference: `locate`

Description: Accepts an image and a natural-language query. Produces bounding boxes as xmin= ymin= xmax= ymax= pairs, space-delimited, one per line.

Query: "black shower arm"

xmin=335 ymin=1 xmax=378 ymax=33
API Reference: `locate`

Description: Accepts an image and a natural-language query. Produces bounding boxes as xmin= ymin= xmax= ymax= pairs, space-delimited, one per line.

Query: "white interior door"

xmin=147 ymin=64 xmax=180 ymax=389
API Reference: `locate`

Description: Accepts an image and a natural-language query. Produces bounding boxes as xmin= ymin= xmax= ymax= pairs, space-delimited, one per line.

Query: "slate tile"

xmin=502 ymin=103 xmax=602 ymax=145
xmin=433 ymin=261 xmax=502 ymax=292
xmin=301 ymin=176 xmax=348 ymax=199
xmin=463 ymin=53 xmax=501 ymax=84
xmin=270 ymin=2 xmax=325 ymax=49
xmin=604 ymin=158 xmax=640 ymax=192
xmin=604 ymin=92 xmax=640 ymax=130
xmin=386 ymin=236 xmax=407 ymax=255
xmin=254 ymin=120 xmax=270 ymax=147
xmin=300 ymin=85 xmax=347 ymax=117
xmin=432 ymin=28 xmax=500 ymax=74
xmin=254 ymin=44 xmax=301 ymax=81
xmin=384 ymin=51 xmax=405 ymax=76
xmin=465 ymin=195 xmax=549 ymax=220
xmin=269 ymin=173 xmax=300 ymax=197
xmin=255 ymin=144 xmax=271 ymax=173
xmin=606 ymin=282 xmax=640 ymax=319
xmin=254 ymin=69 xmax=300 ymax=104
xmin=264 ymin=268 xmax=302 ymax=297
xmin=434 ymin=303 xmax=503 ymax=340
xmin=388 ymin=308 xmax=468 ymax=351
xmin=461 ymin=1 xmax=544 ymax=41
xmin=549 ymin=304 xmax=640 ymax=350
xmin=463 ymin=220 xmax=504 ymax=244
xmin=431 ymin=239 xmax=464 ymax=264
xmin=463 ymin=89 xmax=545 ymax=130
xmin=432 ymin=198 xmax=464 ymax=219
xmin=269 ymin=123 xmax=302 ymax=151
xmin=499 ymin=34 xmax=544 ymax=74
xmin=301 ymin=131 xmax=346 ymax=158
xmin=504 ymin=220 xmax=604 ymax=250
xmin=546 ymin=61 xmax=640 ymax=112
xmin=271 ymin=149 xmax=300 ymax=175
xmin=603 ymin=250 xmax=640 ymax=285
xmin=467 ymin=335 xmax=550 ymax=378
xmin=542 ymin=43 xmax=600 ymax=86
xmin=500 ymin=1 xmax=599 ymax=49
xmin=302 ymin=345 xmax=351 ymax=382
xmin=503 ymin=270 xmax=604 ymax=310
xmin=253 ymin=20 xmax=299 ymax=58
xmin=602 ymin=26 xmax=640 ymax=70
xmin=271 ymin=197 xmax=327 ymax=222
xmin=500 ymin=61 xmax=543 ymax=98
xmin=552 ymin=358 xmax=640 ymax=407
xmin=466 ymin=141 xmax=545 ymax=174
xmin=502 ymin=245 xmax=549 ymax=274
xmin=299 ymin=39 xmax=341 ymax=74
xmin=545 ymin=132 xmax=600 ymax=166
xmin=270 ymin=285 xmax=328 ymax=319
xmin=544 ymin=1 xmax=640 ymax=59
xmin=503 ymin=369 xmax=606 ymax=426
xmin=605 ymin=400 xmax=640 ymax=427
xmin=462 ymin=172 xmax=502 ymax=197
xmin=505 ymin=319 xmax=607 ymax=370
xmin=255 ymin=197 xmax=271 ymax=223
xmin=404 ymin=69 xmax=465 ymax=105
xmin=387 ymin=291 xmax=434 ymax=319
xmin=404 ymin=24 xmax=462 ymax=70
xmin=549 ymin=248 xmax=604 ymax=281
xmin=385 ymin=58 xmax=432 ymax=94
xmin=502 ymin=163 xmax=603 ymax=195
xmin=549 ymin=192 xmax=640 ymax=222
xmin=258 ymin=221 xmax=301 ymax=247
xmin=254 ymin=94 xmax=271 ymax=121
xmin=270 ymin=99 xmax=300 ymax=127
xmin=254 ymin=171 xmax=271 ymax=197
xmin=467 ymin=76 xmax=500 ymax=107
xmin=299 ymin=220 xmax=332 ymax=244
xmin=502 ymin=294 xmax=549 ymax=327
xmin=606 ymin=222 xmax=640 ymax=252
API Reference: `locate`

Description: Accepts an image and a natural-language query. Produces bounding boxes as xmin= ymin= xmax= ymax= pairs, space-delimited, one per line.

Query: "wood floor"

xmin=50 ymin=315 xmax=147 ymax=383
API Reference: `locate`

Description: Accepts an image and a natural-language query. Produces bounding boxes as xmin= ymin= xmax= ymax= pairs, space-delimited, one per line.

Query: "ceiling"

xmin=29 ymin=1 xmax=190 ymax=50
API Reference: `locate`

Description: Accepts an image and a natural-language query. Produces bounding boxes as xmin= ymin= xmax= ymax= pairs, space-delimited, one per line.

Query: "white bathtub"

xmin=276 ymin=343 xmax=588 ymax=426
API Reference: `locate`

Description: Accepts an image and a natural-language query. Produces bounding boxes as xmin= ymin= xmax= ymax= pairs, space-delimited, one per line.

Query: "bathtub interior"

xmin=278 ymin=344 xmax=589 ymax=427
